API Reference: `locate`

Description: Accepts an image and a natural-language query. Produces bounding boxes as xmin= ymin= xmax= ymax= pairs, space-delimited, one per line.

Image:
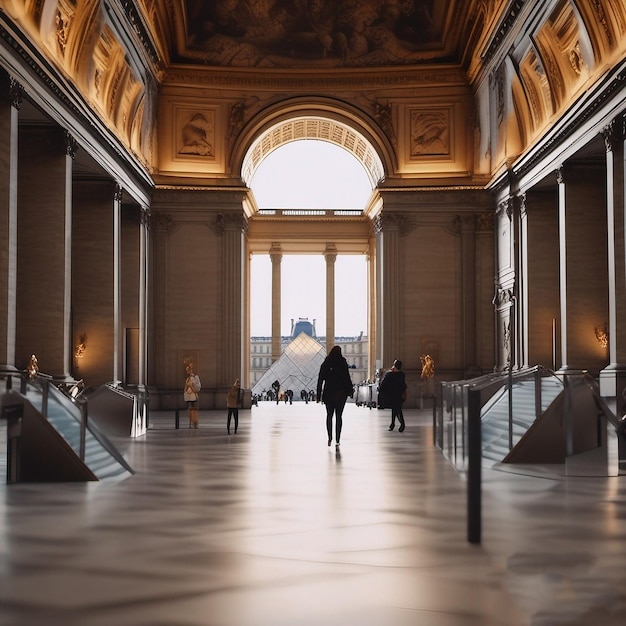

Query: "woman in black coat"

xmin=317 ymin=345 xmax=354 ymax=447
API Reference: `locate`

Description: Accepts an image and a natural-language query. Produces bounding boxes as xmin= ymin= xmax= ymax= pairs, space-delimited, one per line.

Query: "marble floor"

xmin=1 ymin=401 xmax=626 ymax=626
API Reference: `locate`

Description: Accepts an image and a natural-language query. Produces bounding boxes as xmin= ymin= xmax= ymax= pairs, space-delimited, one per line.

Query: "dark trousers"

xmin=325 ymin=397 xmax=347 ymax=443
xmin=227 ymin=408 xmax=239 ymax=433
xmin=390 ymin=404 xmax=405 ymax=428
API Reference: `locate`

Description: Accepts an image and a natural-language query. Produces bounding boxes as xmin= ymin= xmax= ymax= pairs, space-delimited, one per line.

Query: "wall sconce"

xmin=75 ymin=333 xmax=87 ymax=359
xmin=594 ymin=324 xmax=608 ymax=348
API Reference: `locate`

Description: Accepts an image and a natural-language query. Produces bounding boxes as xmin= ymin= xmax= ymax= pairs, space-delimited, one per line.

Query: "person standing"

xmin=316 ymin=345 xmax=354 ymax=448
xmin=378 ymin=359 xmax=407 ymax=432
xmin=184 ymin=363 xmax=201 ymax=428
xmin=226 ymin=379 xmax=240 ymax=434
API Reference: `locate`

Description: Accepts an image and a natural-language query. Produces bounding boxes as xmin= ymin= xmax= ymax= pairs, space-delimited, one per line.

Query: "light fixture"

xmin=594 ymin=324 xmax=608 ymax=348
xmin=75 ymin=333 xmax=87 ymax=359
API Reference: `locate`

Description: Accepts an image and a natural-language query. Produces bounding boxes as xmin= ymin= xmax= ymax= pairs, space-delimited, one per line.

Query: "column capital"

xmin=269 ymin=242 xmax=282 ymax=262
xmin=64 ymin=131 xmax=78 ymax=159
xmin=556 ymin=166 xmax=565 ymax=185
xmin=324 ymin=243 xmax=337 ymax=263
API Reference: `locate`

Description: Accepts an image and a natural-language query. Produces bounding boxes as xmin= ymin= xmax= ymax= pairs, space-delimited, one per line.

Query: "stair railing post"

xmin=42 ymin=380 xmax=49 ymax=417
xmin=508 ymin=364 xmax=513 ymax=450
xmin=467 ymin=386 xmax=482 ymax=544
xmin=534 ymin=368 xmax=542 ymax=421
xmin=79 ymin=398 xmax=87 ymax=461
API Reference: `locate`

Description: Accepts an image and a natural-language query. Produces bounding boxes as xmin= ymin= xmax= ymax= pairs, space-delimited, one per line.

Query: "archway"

xmin=240 ymin=112 xmax=387 ymax=388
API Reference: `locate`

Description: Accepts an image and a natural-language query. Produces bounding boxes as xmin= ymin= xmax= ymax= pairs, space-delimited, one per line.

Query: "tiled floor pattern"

xmin=1 ymin=402 xmax=626 ymax=625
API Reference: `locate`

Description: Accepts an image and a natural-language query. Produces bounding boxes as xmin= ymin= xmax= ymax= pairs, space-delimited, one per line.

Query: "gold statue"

xmin=27 ymin=354 xmax=39 ymax=380
xmin=420 ymin=354 xmax=435 ymax=396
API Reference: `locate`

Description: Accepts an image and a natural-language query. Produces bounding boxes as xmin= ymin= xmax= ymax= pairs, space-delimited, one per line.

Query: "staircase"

xmin=480 ymin=377 xmax=563 ymax=465
xmin=15 ymin=378 xmax=133 ymax=482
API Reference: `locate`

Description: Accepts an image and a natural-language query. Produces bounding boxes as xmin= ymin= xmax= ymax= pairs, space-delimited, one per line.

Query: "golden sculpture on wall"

xmin=420 ymin=353 xmax=435 ymax=396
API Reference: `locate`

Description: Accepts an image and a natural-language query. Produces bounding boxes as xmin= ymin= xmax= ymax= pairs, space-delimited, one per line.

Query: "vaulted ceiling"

xmin=169 ymin=0 xmax=473 ymax=68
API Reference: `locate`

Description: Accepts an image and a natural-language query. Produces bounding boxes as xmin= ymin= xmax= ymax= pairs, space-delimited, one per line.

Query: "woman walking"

xmin=316 ymin=346 xmax=354 ymax=448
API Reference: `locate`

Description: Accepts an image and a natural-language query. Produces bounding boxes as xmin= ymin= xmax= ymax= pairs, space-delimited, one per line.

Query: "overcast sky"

xmin=249 ymin=140 xmax=371 ymax=337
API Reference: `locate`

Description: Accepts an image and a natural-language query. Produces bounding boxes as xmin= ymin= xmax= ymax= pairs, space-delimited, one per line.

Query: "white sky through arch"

xmin=249 ymin=140 xmax=371 ymax=337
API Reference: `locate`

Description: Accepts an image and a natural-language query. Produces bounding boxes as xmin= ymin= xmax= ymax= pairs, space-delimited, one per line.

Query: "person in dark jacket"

xmin=378 ymin=359 xmax=407 ymax=432
xmin=316 ymin=345 xmax=354 ymax=447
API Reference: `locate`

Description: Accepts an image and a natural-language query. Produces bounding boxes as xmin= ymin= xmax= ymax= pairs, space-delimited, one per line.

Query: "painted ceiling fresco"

xmin=180 ymin=0 xmax=452 ymax=68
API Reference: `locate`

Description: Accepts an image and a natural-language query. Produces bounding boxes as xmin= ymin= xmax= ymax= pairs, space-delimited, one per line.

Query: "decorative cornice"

xmin=482 ymin=0 xmax=528 ymax=64
xmin=163 ymin=66 xmax=468 ymax=90
xmin=120 ymin=1 xmax=161 ymax=66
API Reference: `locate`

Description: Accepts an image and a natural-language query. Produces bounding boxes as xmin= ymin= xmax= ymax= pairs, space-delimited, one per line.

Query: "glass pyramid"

xmin=251 ymin=332 xmax=327 ymax=399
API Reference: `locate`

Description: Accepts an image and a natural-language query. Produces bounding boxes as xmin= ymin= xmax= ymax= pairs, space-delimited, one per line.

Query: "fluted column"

xmin=112 ymin=184 xmax=123 ymax=385
xmin=600 ymin=118 xmax=626 ymax=411
xmin=138 ymin=206 xmax=150 ymax=388
xmin=220 ymin=212 xmax=245 ymax=385
xmin=0 ymin=74 xmax=21 ymax=370
xmin=517 ymin=194 xmax=529 ymax=369
xmin=270 ymin=243 xmax=282 ymax=363
xmin=324 ymin=243 xmax=337 ymax=353
xmin=556 ymin=167 xmax=569 ymax=371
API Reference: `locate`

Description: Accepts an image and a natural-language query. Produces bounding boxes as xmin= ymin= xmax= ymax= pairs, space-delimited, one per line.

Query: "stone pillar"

xmin=600 ymin=119 xmax=626 ymax=412
xmin=324 ymin=243 xmax=337 ymax=353
xmin=270 ymin=243 xmax=282 ymax=363
xmin=494 ymin=198 xmax=515 ymax=371
xmin=517 ymin=194 xmax=529 ymax=369
xmin=367 ymin=240 xmax=377 ymax=378
xmin=0 ymin=74 xmax=21 ymax=370
xmin=219 ymin=211 xmax=245 ymax=386
xmin=139 ymin=206 xmax=150 ymax=388
xmin=112 ymin=184 xmax=122 ymax=385
xmin=556 ymin=167 xmax=569 ymax=371
xmin=377 ymin=212 xmax=402 ymax=369
xmin=17 ymin=127 xmax=74 ymax=378
xmin=460 ymin=215 xmax=478 ymax=374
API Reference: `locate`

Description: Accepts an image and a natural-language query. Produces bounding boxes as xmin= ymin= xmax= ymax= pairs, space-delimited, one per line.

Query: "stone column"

xmin=220 ymin=211 xmax=246 ymax=385
xmin=0 ymin=74 xmax=21 ymax=370
xmin=367 ymin=239 xmax=377 ymax=378
xmin=600 ymin=119 xmax=626 ymax=412
xmin=377 ymin=212 xmax=402 ymax=369
xmin=516 ymin=194 xmax=529 ymax=369
xmin=270 ymin=243 xmax=282 ymax=363
xmin=112 ymin=184 xmax=123 ymax=385
xmin=494 ymin=198 xmax=515 ymax=371
xmin=556 ymin=167 xmax=569 ymax=371
xmin=460 ymin=215 xmax=478 ymax=373
xmin=138 ymin=206 xmax=150 ymax=388
xmin=324 ymin=243 xmax=337 ymax=353
xmin=17 ymin=127 xmax=74 ymax=378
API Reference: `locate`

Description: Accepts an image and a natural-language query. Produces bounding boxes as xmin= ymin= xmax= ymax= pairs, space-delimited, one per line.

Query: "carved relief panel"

xmin=395 ymin=92 xmax=472 ymax=176
xmin=158 ymin=98 xmax=225 ymax=175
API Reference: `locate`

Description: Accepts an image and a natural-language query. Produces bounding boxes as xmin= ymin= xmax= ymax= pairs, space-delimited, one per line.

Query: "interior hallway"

xmin=1 ymin=402 xmax=625 ymax=626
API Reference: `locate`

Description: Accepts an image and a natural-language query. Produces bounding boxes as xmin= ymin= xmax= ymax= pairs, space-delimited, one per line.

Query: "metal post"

xmin=534 ymin=368 xmax=542 ymax=420
xmin=42 ymin=380 xmax=49 ymax=417
xmin=508 ymin=364 xmax=513 ymax=450
xmin=467 ymin=387 xmax=482 ymax=544
xmin=79 ymin=399 xmax=87 ymax=461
